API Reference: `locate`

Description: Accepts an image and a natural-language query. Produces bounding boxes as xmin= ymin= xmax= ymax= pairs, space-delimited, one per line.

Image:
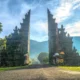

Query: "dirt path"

xmin=59 ymin=70 xmax=80 ymax=75
xmin=0 ymin=65 xmax=80 ymax=80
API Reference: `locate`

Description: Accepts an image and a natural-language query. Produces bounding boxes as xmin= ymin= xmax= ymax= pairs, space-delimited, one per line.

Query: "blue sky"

xmin=0 ymin=0 xmax=80 ymax=41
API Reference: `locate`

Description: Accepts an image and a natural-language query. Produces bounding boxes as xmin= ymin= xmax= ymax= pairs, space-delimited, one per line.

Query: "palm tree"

xmin=0 ymin=22 xmax=2 ymax=33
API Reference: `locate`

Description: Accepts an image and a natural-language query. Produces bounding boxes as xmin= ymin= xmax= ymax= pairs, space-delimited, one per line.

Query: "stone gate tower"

xmin=19 ymin=10 xmax=30 ymax=65
xmin=47 ymin=9 xmax=59 ymax=64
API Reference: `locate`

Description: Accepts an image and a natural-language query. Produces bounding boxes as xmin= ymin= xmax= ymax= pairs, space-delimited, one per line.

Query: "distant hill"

xmin=72 ymin=37 xmax=80 ymax=53
xmin=30 ymin=37 xmax=80 ymax=58
xmin=30 ymin=40 xmax=48 ymax=58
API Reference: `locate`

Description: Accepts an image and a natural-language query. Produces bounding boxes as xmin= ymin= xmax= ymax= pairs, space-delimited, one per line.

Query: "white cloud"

xmin=65 ymin=21 xmax=80 ymax=36
xmin=72 ymin=0 xmax=80 ymax=4
xmin=54 ymin=0 xmax=80 ymax=23
xmin=0 ymin=0 xmax=80 ymax=41
xmin=73 ymin=3 xmax=80 ymax=10
xmin=54 ymin=2 xmax=72 ymax=23
xmin=20 ymin=2 xmax=37 ymax=15
xmin=30 ymin=20 xmax=48 ymax=41
xmin=0 ymin=0 xmax=37 ymax=38
xmin=33 ymin=21 xmax=48 ymax=34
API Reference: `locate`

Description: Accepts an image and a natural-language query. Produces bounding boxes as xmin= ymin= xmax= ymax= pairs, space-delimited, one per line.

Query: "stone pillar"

xmin=47 ymin=9 xmax=59 ymax=65
xmin=19 ymin=10 xmax=31 ymax=65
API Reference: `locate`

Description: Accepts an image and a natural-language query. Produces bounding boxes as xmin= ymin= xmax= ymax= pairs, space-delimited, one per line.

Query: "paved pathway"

xmin=0 ymin=65 xmax=80 ymax=80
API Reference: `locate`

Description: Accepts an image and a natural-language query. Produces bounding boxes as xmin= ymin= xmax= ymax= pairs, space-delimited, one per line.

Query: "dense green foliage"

xmin=6 ymin=26 xmax=25 ymax=66
xmin=0 ymin=22 xmax=2 ymax=33
xmin=64 ymin=47 xmax=80 ymax=66
xmin=0 ymin=38 xmax=8 ymax=66
xmin=38 ymin=52 xmax=49 ymax=64
xmin=31 ymin=58 xmax=40 ymax=64
xmin=0 ymin=26 xmax=25 ymax=67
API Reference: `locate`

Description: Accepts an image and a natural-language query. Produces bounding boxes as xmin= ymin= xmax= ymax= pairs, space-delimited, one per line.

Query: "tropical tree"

xmin=31 ymin=58 xmax=40 ymax=64
xmin=0 ymin=22 xmax=2 ymax=33
xmin=6 ymin=26 xmax=22 ymax=66
xmin=38 ymin=52 xmax=49 ymax=64
xmin=0 ymin=38 xmax=8 ymax=66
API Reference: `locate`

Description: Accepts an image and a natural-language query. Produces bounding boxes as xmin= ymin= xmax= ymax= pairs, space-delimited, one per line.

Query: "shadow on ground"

xmin=26 ymin=64 xmax=54 ymax=69
xmin=8 ymin=64 xmax=55 ymax=72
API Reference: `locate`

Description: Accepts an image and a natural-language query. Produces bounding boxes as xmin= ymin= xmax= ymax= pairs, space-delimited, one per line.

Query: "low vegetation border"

xmin=0 ymin=66 xmax=28 ymax=71
xmin=59 ymin=66 xmax=80 ymax=72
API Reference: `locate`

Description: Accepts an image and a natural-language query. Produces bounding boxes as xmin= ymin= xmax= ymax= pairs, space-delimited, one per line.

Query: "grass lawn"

xmin=59 ymin=66 xmax=80 ymax=72
xmin=0 ymin=65 xmax=28 ymax=71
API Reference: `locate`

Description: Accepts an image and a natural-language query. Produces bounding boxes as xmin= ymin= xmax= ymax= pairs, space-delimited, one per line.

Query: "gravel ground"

xmin=0 ymin=65 xmax=80 ymax=80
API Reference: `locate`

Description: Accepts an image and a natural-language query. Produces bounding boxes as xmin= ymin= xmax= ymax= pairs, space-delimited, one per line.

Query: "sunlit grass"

xmin=0 ymin=66 xmax=28 ymax=71
xmin=59 ymin=66 xmax=80 ymax=72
